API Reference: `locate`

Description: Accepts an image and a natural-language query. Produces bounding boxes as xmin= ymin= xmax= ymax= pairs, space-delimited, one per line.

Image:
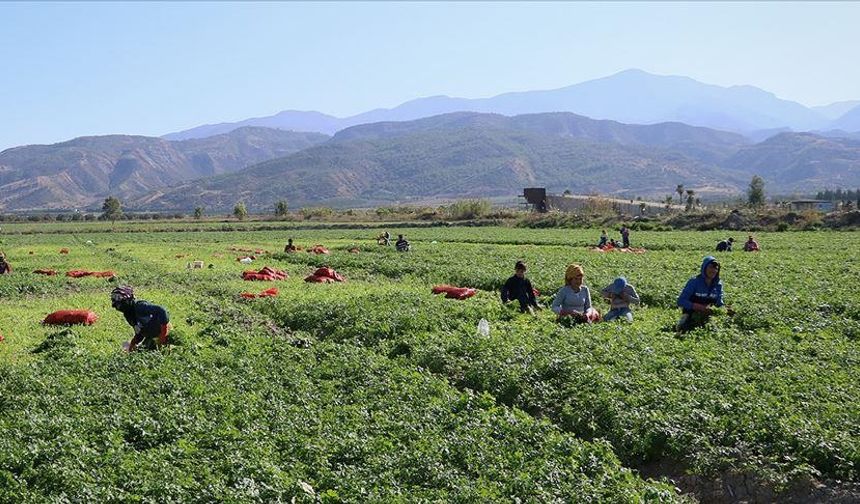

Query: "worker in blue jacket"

xmin=111 ymin=286 xmax=171 ymax=351
xmin=676 ymin=256 xmax=733 ymax=332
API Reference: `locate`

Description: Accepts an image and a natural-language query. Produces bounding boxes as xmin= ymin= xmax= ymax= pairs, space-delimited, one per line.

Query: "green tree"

xmin=685 ymin=189 xmax=695 ymax=211
xmin=748 ymin=175 xmax=766 ymax=208
xmin=676 ymin=184 xmax=685 ymax=205
xmin=233 ymin=202 xmax=248 ymax=221
xmin=194 ymin=207 xmax=204 ymax=220
xmin=274 ymin=200 xmax=289 ymax=217
xmin=101 ymin=196 xmax=122 ymax=224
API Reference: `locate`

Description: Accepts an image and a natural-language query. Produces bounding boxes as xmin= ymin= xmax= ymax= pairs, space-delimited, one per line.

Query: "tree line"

xmin=815 ymin=188 xmax=860 ymax=203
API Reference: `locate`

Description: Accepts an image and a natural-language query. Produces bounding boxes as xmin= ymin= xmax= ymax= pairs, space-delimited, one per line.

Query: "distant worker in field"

xmin=111 ymin=286 xmax=171 ymax=352
xmin=284 ymin=238 xmax=298 ymax=253
xmin=395 ymin=234 xmax=410 ymax=252
xmin=600 ymin=277 xmax=640 ymax=322
xmin=551 ymin=264 xmax=600 ymax=323
xmin=0 ymin=252 xmax=11 ymax=275
xmin=378 ymin=231 xmax=391 ymax=246
xmin=620 ymin=225 xmax=630 ymax=248
xmin=716 ymin=237 xmax=735 ymax=252
xmin=743 ymin=235 xmax=760 ymax=252
xmin=597 ymin=230 xmax=608 ymax=248
xmin=501 ymin=261 xmax=540 ymax=314
xmin=676 ymin=256 xmax=733 ymax=332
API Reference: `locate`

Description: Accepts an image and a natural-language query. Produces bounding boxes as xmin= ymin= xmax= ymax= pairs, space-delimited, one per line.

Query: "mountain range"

xmin=0 ymin=128 xmax=328 ymax=210
xmin=164 ymin=69 xmax=860 ymax=141
xmin=4 ymin=68 xmax=860 ymax=212
xmin=136 ymin=112 xmax=860 ymax=212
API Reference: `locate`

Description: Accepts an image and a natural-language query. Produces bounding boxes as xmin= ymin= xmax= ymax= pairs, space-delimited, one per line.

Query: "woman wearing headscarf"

xmin=551 ymin=264 xmax=600 ymax=323
xmin=601 ymin=277 xmax=640 ymax=322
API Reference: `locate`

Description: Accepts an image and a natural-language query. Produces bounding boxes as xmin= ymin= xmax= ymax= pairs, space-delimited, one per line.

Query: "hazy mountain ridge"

xmin=0 ymin=127 xmax=329 ymax=210
xmin=163 ymin=69 xmax=854 ymax=141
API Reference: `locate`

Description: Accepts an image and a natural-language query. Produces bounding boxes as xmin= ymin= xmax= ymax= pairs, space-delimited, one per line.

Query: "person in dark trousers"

xmin=676 ymin=256 xmax=733 ymax=332
xmin=111 ymin=286 xmax=171 ymax=352
xmin=620 ymin=226 xmax=630 ymax=248
xmin=284 ymin=238 xmax=298 ymax=253
xmin=395 ymin=234 xmax=410 ymax=252
xmin=716 ymin=237 xmax=734 ymax=252
xmin=501 ymin=261 xmax=540 ymax=314
xmin=0 ymin=252 xmax=11 ymax=275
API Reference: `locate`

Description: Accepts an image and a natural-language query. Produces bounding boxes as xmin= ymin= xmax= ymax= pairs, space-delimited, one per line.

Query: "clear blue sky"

xmin=2 ymin=1 xmax=858 ymax=150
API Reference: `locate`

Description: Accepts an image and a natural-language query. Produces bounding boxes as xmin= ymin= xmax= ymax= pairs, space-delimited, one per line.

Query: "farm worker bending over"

xmin=676 ymin=256 xmax=733 ymax=332
xmin=501 ymin=261 xmax=540 ymax=314
xmin=552 ymin=264 xmax=600 ymax=323
xmin=111 ymin=286 xmax=171 ymax=352
xmin=600 ymin=277 xmax=640 ymax=322
xmin=395 ymin=234 xmax=411 ymax=252
xmin=378 ymin=231 xmax=391 ymax=246
xmin=743 ymin=235 xmax=760 ymax=252
xmin=716 ymin=237 xmax=734 ymax=252
xmin=284 ymin=238 xmax=298 ymax=253
xmin=0 ymin=252 xmax=11 ymax=274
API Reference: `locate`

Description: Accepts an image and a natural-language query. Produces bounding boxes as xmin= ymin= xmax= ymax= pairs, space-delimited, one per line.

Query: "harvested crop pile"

xmin=308 ymin=245 xmax=330 ymax=255
xmin=43 ymin=310 xmax=98 ymax=326
xmin=66 ymin=270 xmax=116 ymax=279
xmin=592 ymin=246 xmax=646 ymax=254
xmin=240 ymin=287 xmax=279 ymax=299
xmin=305 ymin=267 xmax=346 ymax=283
xmin=431 ymin=285 xmax=477 ymax=300
xmin=242 ymin=266 xmax=288 ymax=281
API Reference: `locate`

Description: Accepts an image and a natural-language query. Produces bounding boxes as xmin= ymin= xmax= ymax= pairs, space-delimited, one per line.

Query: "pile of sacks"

xmin=304 ymin=267 xmax=346 ymax=283
xmin=592 ymin=245 xmax=646 ymax=254
xmin=307 ymin=245 xmax=330 ymax=255
xmin=66 ymin=270 xmax=117 ymax=279
xmin=242 ymin=266 xmax=288 ymax=281
xmin=431 ymin=285 xmax=477 ymax=300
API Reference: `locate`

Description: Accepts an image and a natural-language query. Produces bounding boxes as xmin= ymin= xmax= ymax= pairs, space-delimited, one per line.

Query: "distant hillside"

xmin=334 ymin=112 xmax=749 ymax=163
xmin=163 ymin=69 xmax=834 ymax=140
xmin=813 ymin=100 xmax=860 ymax=120
xmin=163 ymin=112 xmax=342 ymax=141
xmin=139 ymin=112 xmax=748 ymax=211
xmin=0 ymin=127 xmax=328 ymax=210
xmin=723 ymin=133 xmax=860 ymax=191
xmin=831 ymin=104 xmax=860 ymax=132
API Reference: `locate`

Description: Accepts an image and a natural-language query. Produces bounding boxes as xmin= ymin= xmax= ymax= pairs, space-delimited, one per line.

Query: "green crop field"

xmin=1 ymin=224 xmax=858 ymax=502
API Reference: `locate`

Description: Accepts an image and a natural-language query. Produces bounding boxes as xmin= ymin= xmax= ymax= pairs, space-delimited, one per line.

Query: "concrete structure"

xmin=520 ymin=188 xmax=683 ymax=215
xmin=789 ymin=200 xmax=835 ymax=212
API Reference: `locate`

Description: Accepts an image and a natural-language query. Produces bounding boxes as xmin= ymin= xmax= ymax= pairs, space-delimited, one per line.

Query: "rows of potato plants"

xmin=0 ymin=229 xmax=681 ymax=501
xmin=250 ymin=228 xmax=859 ymax=492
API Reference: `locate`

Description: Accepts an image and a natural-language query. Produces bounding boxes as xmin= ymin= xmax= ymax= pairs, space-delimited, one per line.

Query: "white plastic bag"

xmin=477 ymin=318 xmax=490 ymax=337
xmin=239 ymin=257 xmax=253 ymax=264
